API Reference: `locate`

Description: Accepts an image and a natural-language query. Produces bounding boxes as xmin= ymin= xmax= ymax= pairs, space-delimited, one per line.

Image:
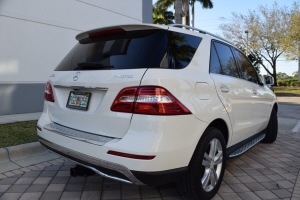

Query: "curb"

xmin=0 ymin=142 xmax=46 ymax=164
xmin=0 ymin=142 xmax=60 ymax=174
xmin=6 ymin=142 xmax=47 ymax=161
xmin=0 ymin=148 xmax=10 ymax=163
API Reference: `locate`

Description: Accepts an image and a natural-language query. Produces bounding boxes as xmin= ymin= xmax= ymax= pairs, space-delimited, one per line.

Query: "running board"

xmin=229 ymin=134 xmax=265 ymax=158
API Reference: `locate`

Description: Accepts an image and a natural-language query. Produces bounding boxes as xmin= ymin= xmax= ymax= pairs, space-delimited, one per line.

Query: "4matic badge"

xmin=114 ymin=75 xmax=133 ymax=78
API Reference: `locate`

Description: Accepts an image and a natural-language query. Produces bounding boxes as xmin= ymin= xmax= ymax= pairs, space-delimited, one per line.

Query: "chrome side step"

xmin=229 ymin=134 xmax=265 ymax=158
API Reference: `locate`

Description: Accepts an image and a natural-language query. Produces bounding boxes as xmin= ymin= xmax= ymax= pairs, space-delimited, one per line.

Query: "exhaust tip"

xmin=70 ymin=165 xmax=95 ymax=177
xmin=70 ymin=167 xmax=78 ymax=177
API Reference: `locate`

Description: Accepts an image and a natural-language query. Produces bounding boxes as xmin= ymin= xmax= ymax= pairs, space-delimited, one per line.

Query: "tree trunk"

xmin=182 ymin=0 xmax=190 ymax=25
xmin=191 ymin=2 xmax=195 ymax=27
xmin=298 ymin=58 xmax=300 ymax=81
xmin=175 ymin=0 xmax=183 ymax=24
xmin=272 ymin=62 xmax=277 ymax=86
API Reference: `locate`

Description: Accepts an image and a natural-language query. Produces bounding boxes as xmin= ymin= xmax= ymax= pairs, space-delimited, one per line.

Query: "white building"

xmin=0 ymin=0 xmax=152 ymax=115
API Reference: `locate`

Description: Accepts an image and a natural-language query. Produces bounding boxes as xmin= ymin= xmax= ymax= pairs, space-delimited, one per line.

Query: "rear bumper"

xmin=39 ymin=138 xmax=187 ymax=186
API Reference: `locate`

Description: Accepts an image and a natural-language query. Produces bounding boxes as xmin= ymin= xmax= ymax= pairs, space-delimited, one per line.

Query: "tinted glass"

xmin=153 ymin=32 xmax=202 ymax=69
xmin=209 ymin=43 xmax=222 ymax=74
xmin=214 ymin=42 xmax=239 ymax=78
xmin=55 ymin=30 xmax=201 ymax=71
xmin=233 ymin=49 xmax=259 ymax=84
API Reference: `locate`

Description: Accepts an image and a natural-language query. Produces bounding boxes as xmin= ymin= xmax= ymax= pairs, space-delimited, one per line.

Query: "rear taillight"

xmin=111 ymin=87 xmax=138 ymax=113
xmin=111 ymin=86 xmax=191 ymax=115
xmin=44 ymin=82 xmax=55 ymax=102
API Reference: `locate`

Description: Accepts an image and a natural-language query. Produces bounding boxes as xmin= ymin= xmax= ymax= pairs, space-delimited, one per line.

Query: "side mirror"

xmin=263 ymin=75 xmax=274 ymax=85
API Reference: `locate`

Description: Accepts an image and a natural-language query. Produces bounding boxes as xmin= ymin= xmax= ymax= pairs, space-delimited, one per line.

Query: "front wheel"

xmin=262 ymin=108 xmax=278 ymax=143
xmin=177 ymin=128 xmax=226 ymax=200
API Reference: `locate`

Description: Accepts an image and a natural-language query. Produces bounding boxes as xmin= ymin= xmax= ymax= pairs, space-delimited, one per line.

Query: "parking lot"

xmin=0 ymin=96 xmax=299 ymax=200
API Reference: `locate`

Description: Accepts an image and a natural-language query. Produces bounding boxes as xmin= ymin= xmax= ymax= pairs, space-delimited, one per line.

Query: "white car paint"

xmin=37 ymin=23 xmax=277 ymax=178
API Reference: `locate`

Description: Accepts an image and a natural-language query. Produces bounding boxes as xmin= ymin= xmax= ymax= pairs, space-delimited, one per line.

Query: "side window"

xmin=213 ymin=42 xmax=239 ymax=78
xmin=233 ymin=49 xmax=259 ymax=84
xmin=209 ymin=43 xmax=222 ymax=74
xmin=156 ymin=32 xmax=202 ymax=69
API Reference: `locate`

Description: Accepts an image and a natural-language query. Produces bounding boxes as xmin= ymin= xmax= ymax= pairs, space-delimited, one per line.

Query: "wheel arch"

xmin=273 ymin=102 xmax=278 ymax=113
xmin=207 ymin=118 xmax=229 ymax=146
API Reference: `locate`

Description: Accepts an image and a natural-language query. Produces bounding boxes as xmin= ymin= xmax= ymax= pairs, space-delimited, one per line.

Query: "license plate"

xmin=66 ymin=91 xmax=91 ymax=111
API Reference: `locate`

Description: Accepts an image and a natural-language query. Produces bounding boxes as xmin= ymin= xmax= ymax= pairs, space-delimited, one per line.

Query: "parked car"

xmin=37 ymin=23 xmax=278 ymax=200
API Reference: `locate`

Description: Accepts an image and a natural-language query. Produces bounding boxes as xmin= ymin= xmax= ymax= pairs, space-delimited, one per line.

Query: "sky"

xmin=153 ymin=0 xmax=299 ymax=76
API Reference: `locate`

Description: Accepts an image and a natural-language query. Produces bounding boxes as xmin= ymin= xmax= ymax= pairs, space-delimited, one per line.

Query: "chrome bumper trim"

xmin=39 ymin=138 xmax=145 ymax=185
xmin=44 ymin=123 xmax=115 ymax=146
xmin=54 ymin=85 xmax=108 ymax=91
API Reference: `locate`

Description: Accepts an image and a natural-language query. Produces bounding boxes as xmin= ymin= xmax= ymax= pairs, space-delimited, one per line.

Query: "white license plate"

xmin=66 ymin=91 xmax=91 ymax=111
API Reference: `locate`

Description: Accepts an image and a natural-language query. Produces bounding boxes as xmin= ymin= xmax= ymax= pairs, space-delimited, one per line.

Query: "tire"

xmin=262 ymin=108 xmax=278 ymax=143
xmin=177 ymin=128 xmax=226 ymax=200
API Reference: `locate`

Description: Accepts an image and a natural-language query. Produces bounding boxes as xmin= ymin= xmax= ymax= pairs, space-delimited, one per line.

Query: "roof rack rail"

xmin=169 ymin=24 xmax=234 ymax=45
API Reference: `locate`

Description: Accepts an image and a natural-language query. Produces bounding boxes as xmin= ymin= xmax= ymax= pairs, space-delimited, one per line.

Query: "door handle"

xmin=253 ymin=89 xmax=258 ymax=95
xmin=220 ymin=87 xmax=230 ymax=93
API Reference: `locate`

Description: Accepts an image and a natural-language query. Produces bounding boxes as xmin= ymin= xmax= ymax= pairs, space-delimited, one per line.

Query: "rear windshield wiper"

xmin=76 ymin=62 xmax=114 ymax=69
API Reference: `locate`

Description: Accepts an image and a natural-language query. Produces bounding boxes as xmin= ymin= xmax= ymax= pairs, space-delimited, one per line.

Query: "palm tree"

xmin=153 ymin=8 xmax=174 ymax=25
xmin=190 ymin=0 xmax=213 ymax=27
xmin=153 ymin=0 xmax=175 ymax=25
xmin=154 ymin=0 xmax=213 ymax=26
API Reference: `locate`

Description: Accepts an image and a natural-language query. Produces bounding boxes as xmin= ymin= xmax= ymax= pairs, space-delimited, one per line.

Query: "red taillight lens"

xmin=107 ymin=150 xmax=155 ymax=160
xmin=110 ymin=87 xmax=138 ymax=113
xmin=44 ymin=82 xmax=55 ymax=102
xmin=89 ymin=28 xmax=125 ymax=38
xmin=134 ymin=87 xmax=191 ymax=115
xmin=110 ymin=86 xmax=191 ymax=115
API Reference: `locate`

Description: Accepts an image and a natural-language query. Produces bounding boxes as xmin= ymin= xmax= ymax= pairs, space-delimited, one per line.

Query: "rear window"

xmin=55 ymin=29 xmax=201 ymax=71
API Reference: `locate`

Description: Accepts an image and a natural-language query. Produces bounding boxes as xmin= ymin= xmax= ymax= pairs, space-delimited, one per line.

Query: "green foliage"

xmin=152 ymin=0 xmax=213 ymax=25
xmin=273 ymin=86 xmax=300 ymax=94
xmin=219 ymin=3 xmax=292 ymax=86
xmin=292 ymin=71 xmax=299 ymax=79
xmin=191 ymin=0 xmax=213 ymax=9
xmin=277 ymin=79 xmax=299 ymax=86
xmin=283 ymin=3 xmax=300 ymax=60
xmin=277 ymin=72 xmax=292 ymax=80
xmin=152 ymin=0 xmax=175 ymax=25
xmin=0 ymin=121 xmax=38 ymax=148
xmin=153 ymin=8 xmax=174 ymax=25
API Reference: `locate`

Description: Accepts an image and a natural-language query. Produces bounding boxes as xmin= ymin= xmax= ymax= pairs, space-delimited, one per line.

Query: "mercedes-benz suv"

xmin=37 ymin=23 xmax=278 ymax=200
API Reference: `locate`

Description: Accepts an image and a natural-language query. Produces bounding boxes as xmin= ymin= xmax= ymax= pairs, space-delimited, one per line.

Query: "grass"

xmin=273 ymin=86 xmax=300 ymax=95
xmin=0 ymin=121 xmax=38 ymax=148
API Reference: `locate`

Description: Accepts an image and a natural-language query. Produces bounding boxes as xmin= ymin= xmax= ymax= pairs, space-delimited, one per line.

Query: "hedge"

xmin=277 ymin=79 xmax=300 ymax=86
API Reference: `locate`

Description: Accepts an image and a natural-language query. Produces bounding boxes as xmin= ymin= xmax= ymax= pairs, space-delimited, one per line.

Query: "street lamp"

xmin=245 ymin=30 xmax=249 ymax=56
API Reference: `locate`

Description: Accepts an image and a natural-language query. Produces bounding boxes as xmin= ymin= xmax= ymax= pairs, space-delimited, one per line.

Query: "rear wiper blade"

xmin=77 ymin=62 xmax=114 ymax=69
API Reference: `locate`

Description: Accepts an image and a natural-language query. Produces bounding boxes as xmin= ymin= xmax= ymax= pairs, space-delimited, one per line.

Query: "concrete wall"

xmin=0 ymin=0 xmax=152 ymax=115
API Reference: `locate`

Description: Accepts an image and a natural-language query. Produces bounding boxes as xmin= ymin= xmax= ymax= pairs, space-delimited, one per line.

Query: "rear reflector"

xmin=107 ymin=150 xmax=155 ymax=160
xmin=37 ymin=126 xmax=42 ymax=131
xmin=44 ymin=82 xmax=55 ymax=102
xmin=111 ymin=86 xmax=191 ymax=115
xmin=89 ymin=28 xmax=125 ymax=38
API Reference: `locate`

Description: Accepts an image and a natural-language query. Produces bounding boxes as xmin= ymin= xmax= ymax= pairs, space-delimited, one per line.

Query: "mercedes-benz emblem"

xmin=73 ymin=72 xmax=80 ymax=81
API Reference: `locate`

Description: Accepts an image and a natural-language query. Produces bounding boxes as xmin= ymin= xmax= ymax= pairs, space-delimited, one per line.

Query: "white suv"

xmin=37 ymin=24 xmax=278 ymax=200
